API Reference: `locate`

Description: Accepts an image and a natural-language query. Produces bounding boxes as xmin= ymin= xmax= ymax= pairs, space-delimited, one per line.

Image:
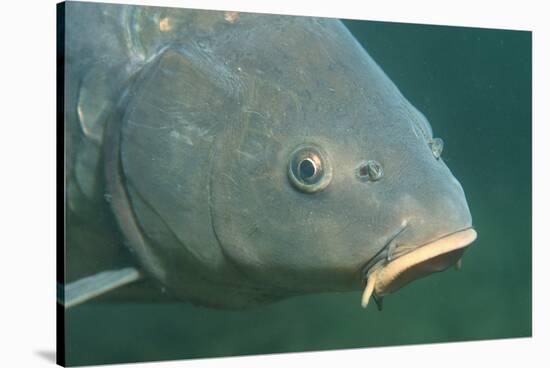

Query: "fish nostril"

xmin=429 ymin=138 xmax=444 ymax=159
xmin=356 ymin=160 xmax=383 ymax=182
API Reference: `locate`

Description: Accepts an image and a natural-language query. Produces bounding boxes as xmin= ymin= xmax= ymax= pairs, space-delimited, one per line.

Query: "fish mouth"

xmin=361 ymin=228 xmax=477 ymax=309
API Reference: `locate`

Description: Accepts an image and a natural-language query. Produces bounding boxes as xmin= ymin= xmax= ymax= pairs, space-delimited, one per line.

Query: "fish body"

xmin=63 ymin=2 xmax=476 ymax=309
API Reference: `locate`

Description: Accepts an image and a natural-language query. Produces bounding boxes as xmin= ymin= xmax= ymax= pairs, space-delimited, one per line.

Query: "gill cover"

xmin=107 ymin=48 xmax=256 ymax=307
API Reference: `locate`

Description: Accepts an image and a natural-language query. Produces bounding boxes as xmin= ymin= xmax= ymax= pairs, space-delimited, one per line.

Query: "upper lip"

xmin=360 ymin=225 xmax=408 ymax=278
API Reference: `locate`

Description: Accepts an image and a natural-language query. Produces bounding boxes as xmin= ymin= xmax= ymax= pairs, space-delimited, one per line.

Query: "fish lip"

xmin=360 ymin=223 xmax=412 ymax=282
xmin=360 ymin=225 xmax=409 ymax=278
xmin=361 ymin=227 xmax=477 ymax=294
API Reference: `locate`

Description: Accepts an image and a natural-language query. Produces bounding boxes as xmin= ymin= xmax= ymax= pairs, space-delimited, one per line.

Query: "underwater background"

xmin=64 ymin=17 xmax=532 ymax=366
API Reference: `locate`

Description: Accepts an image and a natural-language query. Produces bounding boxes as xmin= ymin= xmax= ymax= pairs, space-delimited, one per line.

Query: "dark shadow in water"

xmin=35 ymin=350 xmax=56 ymax=363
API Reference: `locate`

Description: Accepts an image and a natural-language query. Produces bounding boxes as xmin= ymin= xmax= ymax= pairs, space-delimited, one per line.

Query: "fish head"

xmin=208 ymin=18 xmax=476 ymax=306
xmin=113 ymin=16 xmax=476 ymax=308
xmin=212 ymin=99 xmax=475 ymax=303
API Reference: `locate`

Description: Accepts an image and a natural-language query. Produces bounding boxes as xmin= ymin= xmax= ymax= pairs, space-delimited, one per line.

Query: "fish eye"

xmin=288 ymin=145 xmax=332 ymax=193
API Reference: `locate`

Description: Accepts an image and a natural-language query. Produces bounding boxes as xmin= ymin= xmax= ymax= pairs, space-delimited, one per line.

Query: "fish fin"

xmin=58 ymin=267 xmax=142 ymax=308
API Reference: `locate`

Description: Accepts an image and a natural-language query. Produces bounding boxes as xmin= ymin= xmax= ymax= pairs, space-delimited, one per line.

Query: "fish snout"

xmin=361 ymin=171 xmax=476 ymax=309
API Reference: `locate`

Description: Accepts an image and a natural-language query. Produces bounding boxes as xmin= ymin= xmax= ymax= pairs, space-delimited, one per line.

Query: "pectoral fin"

xmin=58 ymin=267 xmax=142 ymax=308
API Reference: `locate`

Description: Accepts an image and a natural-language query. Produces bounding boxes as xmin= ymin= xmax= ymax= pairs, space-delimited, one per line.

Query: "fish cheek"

xmin=211 ymin=143 xmax=363 ymax=289
xmin=210 ymin=78 xmax=366 ymax=289
xmin=209 ymin=84 xmax=320 ymax=287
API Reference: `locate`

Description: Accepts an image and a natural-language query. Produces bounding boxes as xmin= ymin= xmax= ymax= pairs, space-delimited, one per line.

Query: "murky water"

xmin=64 ymin=16 xmax=531 ymax=367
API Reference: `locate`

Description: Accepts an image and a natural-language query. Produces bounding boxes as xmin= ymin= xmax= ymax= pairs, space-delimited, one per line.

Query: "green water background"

xmin=65 ymin=19 xmax=532 ymax=366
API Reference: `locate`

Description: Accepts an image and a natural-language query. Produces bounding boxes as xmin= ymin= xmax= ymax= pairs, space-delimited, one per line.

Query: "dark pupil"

xmin=299 ymin=159 xmax=316 ymax=179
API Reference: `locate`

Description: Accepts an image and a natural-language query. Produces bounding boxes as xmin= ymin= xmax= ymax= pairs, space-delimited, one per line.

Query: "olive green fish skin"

xmin=66 ymin=2 xmax=472 ymax=308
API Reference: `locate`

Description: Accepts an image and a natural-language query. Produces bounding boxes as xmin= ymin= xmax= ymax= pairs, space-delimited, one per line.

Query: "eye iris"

xmin=299 ymin=158 xmax=316 ymax=179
